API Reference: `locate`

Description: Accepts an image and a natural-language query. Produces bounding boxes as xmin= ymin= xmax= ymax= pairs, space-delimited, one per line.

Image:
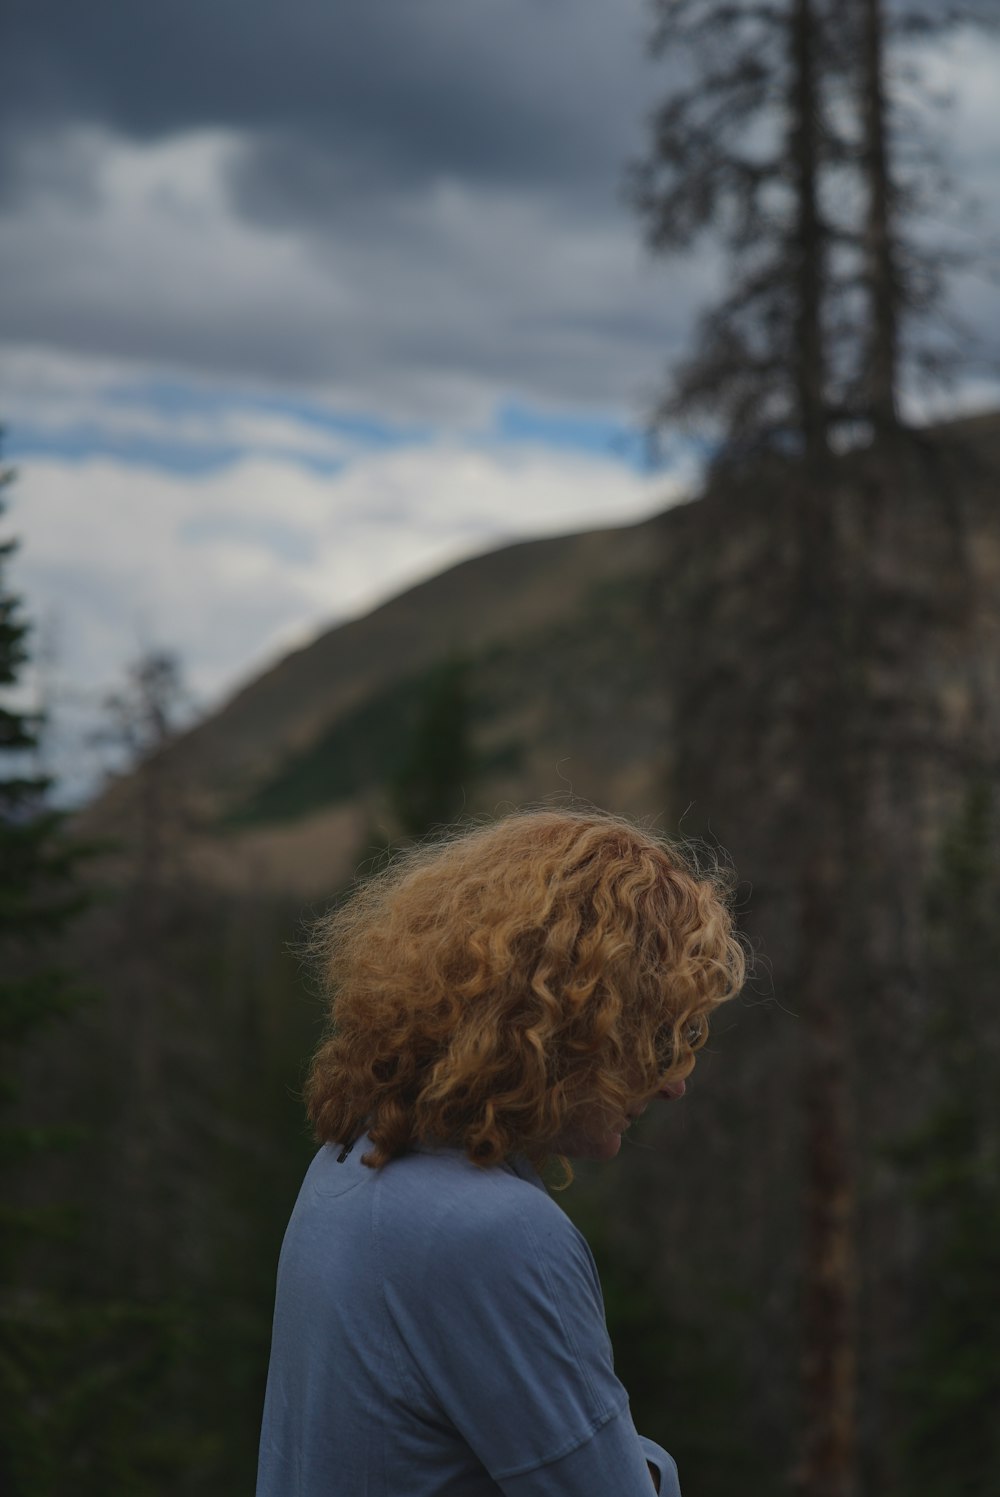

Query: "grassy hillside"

xmin=82 ymin=498 xmax=689 ymax=892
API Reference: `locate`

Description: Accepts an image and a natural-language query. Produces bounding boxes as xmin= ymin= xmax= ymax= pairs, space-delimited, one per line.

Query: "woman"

xmin=257 ymin=809 xmax=745 ymax=1496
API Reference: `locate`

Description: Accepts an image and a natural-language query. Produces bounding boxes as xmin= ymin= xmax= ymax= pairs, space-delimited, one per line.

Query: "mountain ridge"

xmin=81 ymin=408 xmax=1000 ymax=895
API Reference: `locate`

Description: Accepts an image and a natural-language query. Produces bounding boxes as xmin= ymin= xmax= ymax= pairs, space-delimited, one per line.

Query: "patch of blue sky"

xmin=6 ymin=419 xmax=249 ymax=476
xmin=7 ymin=376 xmax=713 ymax=477
xmin=101 ymin=379 xmax=434 ymax=450
xmin=5 ymin=379 xmax=435 ymax=475
xmin=488 ymin=401 xmax=711 ymax=474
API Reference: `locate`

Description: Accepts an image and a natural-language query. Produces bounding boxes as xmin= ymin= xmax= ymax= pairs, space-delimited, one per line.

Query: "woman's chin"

xmin=594 ymin=1130 xmax=623 ymax=1160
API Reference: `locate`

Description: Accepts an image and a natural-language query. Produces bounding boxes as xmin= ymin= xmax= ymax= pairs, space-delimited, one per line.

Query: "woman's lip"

xmin=622 ymin=1077 xmax=687 ymax=1127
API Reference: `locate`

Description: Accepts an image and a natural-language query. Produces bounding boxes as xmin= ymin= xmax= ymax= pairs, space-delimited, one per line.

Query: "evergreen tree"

xmin=0 ymin=451 xmax=185 ymax=1495
xmin=629 ymin=0 xmax=849 ymax=464
xmin=633 ymin=11 xmax=999 ymax=1495
xmin=894 ymin=784 xmax=1000 ymax=1497
xmin=0 ymin=449 xmax=84 ymax=1068
xmin=852 ymin=0 xmax=999 ymax=441
xmin=0 ymin=445 xmax=89 ymax=1488
xmin=631 ymin=0 xmax=998 ymax=462
xmin=632 ymin=14 xmax=862 ymax=1488
xmin=390 ymin=657 xmax=474 ymax=838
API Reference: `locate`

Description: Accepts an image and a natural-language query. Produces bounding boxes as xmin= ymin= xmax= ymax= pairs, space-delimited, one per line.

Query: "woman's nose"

xmin=657 ymin=1078 xmax=687 ymax=1100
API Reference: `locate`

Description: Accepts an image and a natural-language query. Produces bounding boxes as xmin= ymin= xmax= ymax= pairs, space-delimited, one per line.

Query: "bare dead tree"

xmin=633 ymin=9 xmax=859 ymax=1492
xmin=96 ymin=648 xmax=190 ymax=909
xmin=629 ymin=0 xmax=852 ymax=463
xmin=632 ymin=0 xmax=998 ymax=459
xmin=632 ymin=6 xmax=998 ymax=1496
xmin=849 ymin=0 xmax=998 ymax=441
xmin=91 ymin=649 xmax=194 ymax=1287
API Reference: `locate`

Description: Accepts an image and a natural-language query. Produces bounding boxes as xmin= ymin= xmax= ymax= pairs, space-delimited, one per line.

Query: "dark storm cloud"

xmin=3 ymin=0 xmax=655 ymax=207
xmin=1 ymin=0 xmax=699 ymax=409
xmin=4 ymin=0 xmax=995 ymax=418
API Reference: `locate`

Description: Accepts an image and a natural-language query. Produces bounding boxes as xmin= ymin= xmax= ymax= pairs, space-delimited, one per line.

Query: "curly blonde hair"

xmin=304 ymin=809 xmax=745 ymax=1174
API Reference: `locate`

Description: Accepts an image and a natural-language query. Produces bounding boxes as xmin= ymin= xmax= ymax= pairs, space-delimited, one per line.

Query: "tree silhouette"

xmin=633 ymin=8 xmax=998 ymax=1496
xmin=390 ymin=658 xmax=474 ymax=839
xmin=894 ymin=784 xmax=1000 ymax=1497
xmin=0 ymin=444 xmax=89 ymax=1490
xmin=631 ymin=0 xmax=999 ymax=462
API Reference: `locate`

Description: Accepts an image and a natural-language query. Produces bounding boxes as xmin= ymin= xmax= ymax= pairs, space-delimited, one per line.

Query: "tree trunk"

xmin=795 ymin=892 xmax=859 ymax=1497
xmin=789 ymin=0 xmax=829 ymax=468
xmin=859 ymin=0 xmax=901 ymax=438
xmin=792 ymin=469 xmax=859 ymax=1497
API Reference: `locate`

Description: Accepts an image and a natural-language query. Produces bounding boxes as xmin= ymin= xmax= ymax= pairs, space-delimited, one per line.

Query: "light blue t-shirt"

xmin=257 ymin=1139 xmax=681 ymax=1496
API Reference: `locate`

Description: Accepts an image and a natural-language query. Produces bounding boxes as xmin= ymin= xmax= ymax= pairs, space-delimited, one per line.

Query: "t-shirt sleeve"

xmin=377 ymin=1181 xmax=681 ymax=1495
xmin=638 ymin=1434 xmax=681 ymax=1497
xmin=501 ymin=1410 xmax=682 ymax=1496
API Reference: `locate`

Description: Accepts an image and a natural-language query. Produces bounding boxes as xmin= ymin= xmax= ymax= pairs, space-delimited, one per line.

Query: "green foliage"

xmin=895 ymin=783 xmax=1000 ymax=1496
xmin=1 ymin=1297 xmax=194 ymax=1497
xmin=190 ymin=896 xmax=323 ymax=1493
xmin=0 ymin=449 xmax=90 ymax=1181
xmin=0 ymin=450 xmax=89 ymax=1070
xmin=0 ymin=451 xmax=197 ymax=1495
xmin=0 ymin=450 xmax=96 ymax=1490
xmin=57 ymin=885 xmax=323 ymax=1495
xmin=563 ymin=1181 xmax=772 ymax=1497
xmin=390 ymin=657 xmax=473 ymax=837
xmin=229 ymin=670 xmax=429 ymax=825
xmin=232 ymin=655 xmax=480 ymax=836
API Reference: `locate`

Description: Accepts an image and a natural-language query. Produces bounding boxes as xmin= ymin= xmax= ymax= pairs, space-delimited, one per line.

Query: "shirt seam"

xmin=372 ymin=1169 xmax=425 ymax=1495
xmin=513 ymin=1193 xmax=604 ymax=1412
xmin=491 ymin=1395 xmax=631 ymax=1481
xmin=371 ymin=1168 xmax=443 ymax=1411
xmin=373 ymin=1161 xmax=629 ymax=1482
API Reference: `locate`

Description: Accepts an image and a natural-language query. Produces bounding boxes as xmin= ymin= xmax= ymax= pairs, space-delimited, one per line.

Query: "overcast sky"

xmin=2 ymin=1 xmax=999 ymax=799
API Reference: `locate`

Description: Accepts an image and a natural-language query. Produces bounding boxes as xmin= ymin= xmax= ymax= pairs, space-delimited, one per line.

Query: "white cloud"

xmin=0 ymin=119 xmax=701 ymax=425
xmin=1 ymin=127 xmax=359 ymax=371
xmin=5 ymin=19 xmax=998 ymax=430
xmin=8 ymin=443 xmax=685 ymax=800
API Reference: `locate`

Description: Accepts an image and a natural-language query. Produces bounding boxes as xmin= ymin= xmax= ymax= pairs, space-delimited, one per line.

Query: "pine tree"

xmin=852 ymin=0 xmax=999 ymax=442
xmin=631 ymin=0 xmax=999 ymax=461
xmin=894 ymin=784 xmax=1000 ymax=1497
xmin=0 ymin=450 xmax=184 ymax=1496
xmin=390 ymin=657 xmax=474 ymax=838
xmin=633 ymin=12 xmax=999 ymax=1495
xmin=0 ymin=444 xmax=91 ymax=1489
xmin=0 ymin=449 xmax=84 ymax=1053
xmin=629 ymin=0 xmax=849 ymax=464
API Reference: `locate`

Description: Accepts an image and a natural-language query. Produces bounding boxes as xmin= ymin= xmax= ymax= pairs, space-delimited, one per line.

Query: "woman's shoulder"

xmin=372 ymin=1143 xmax=581 ymax=1261
xmin=380 ymin=1141 xmax=554 ymax=1209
